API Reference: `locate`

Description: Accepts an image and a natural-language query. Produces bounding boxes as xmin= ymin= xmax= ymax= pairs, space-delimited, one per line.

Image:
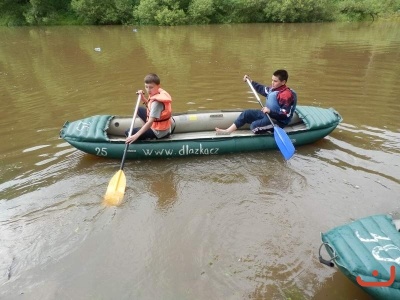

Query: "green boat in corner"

xmin=59 ymin=105 xmax=342 ymax=159
xmin=320 ymin=215 xmax=400 ymax=300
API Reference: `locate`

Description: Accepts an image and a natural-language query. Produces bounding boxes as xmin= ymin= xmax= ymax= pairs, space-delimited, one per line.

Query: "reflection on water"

xmin=1 ymin=22 xmax=399 ymax=299
xmin=312 ymin=270 xmax=373 ymax=300
xmin=320 ymin=124 xmax=400 ymax=184
xmin=139 ymin=164 xmax=179 ymax=211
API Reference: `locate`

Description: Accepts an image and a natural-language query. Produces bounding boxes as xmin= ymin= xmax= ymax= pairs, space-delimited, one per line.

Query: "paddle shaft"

xmin=120 ymin=94 xmax=141 ymax=170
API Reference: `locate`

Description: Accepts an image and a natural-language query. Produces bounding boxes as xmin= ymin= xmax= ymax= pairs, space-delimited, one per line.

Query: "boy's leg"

xmin=250 ymin=115 xmax=273 ymax=134
xmin=216 ymin=109 xmax=266 ymax=135
xmin=233 ymin=109 xmax=265 ymax=128
xmin=137 ymin=107 xmax=147 ymax=123
xmin=125 ymin=127 xmax=157 ymax=140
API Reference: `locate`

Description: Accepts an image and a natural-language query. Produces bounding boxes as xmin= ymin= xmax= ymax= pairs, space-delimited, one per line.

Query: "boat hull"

xmin=320 ymin=215 xmax=400 ymax=300
xmin=60 ymin=106 xmax=342 ymax=159
xmin=63 ymin=125 xmax=338 ymax=159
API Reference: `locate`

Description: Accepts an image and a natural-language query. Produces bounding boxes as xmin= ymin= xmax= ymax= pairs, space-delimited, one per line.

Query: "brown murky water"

xmin=1 ymin=22 xmax=399 ymax=299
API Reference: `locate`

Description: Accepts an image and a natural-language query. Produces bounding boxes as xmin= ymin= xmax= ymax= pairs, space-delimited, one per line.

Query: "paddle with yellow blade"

xmin=103 ymin=94 xmax=141 ymax=206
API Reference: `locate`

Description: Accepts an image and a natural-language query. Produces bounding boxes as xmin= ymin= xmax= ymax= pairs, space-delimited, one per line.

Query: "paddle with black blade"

xmin=246 ymin=78 xmax=295 ymax=160
xmin=103 ymin=94 xmax=141 ymax=206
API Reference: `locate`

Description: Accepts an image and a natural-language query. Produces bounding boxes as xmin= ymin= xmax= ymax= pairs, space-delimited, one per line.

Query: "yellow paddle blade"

xmin=103 ymin=170 xmax=126 ymax=206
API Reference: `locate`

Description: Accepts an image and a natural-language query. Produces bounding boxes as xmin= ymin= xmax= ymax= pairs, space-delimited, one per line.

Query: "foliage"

xmin=264 ymin=0 xmax=336 ymax=22
xmin=24 ymin=0 xmax=70 ymax=25
xmin=154 ymin=5 xmax=187 ymax=26
xmin=132 ymin=0 xmax=159 ymax=25
xmin=231 ymin=0 xmax=269 ymax=23
xmin=0 ymin=0 xmax=29 ymax=25
xmin=71 ymin=0 xmax=136 ymax=25
xmin=133 ymin=0 xmax=187 ymax=25
xmin=338 ymin=0 xmax=400 ymax=21
xmin=0 ymin=0 xmax=399 ymax=26
xmin=213 ymin=0 xmax=268 ymax=23
xmin=187 ymin=0 xmax=215 ymax=24
xmin=115 ymin=0 xmax=138 ymax=24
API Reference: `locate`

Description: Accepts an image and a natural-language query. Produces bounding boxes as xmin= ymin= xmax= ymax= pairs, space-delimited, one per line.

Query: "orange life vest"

xmin=147 ymin=88 xmax=172 ymax=131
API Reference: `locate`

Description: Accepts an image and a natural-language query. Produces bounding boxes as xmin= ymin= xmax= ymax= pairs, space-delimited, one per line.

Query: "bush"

xmin=187 ymin=0 xmax=215 ymax=24
xmin=1 ymin=0 xmax=400 ymax=26
xmin=24 ymin=0 xmax=71 ymax=25
xmin=338 ymin=0 xmax=400 ymax=21
xmin=115 ymin=0 xmax=137 ymax=24
xmin=133 ymin=0 xmax=159 ymax=24
xmin=228 ymin=0 xmax=268 ymax=23
xmin=155 ymin=5 xmax=187 ymax=25
xmin=0 ymin=0 xmax=28 ymax=26
xmin=72 ymin=0 xmax=135 ymax=25
xmin=264 ymin=0 xmax=335 ymax=23
xmin=134 ymin=0 xmax=187 ymax=25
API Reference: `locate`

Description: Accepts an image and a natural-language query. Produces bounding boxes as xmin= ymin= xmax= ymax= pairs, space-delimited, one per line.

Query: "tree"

xmin=71 ymin=0 xmax=136 ymax=25
xmin=24 ymin=0 xmax=70 ymax=24
xmin=187 ymin=0 xmax=215 ymax=24
xmin=133 ymin=0 xmax=187 ymax=25
xmin=338 ymin=0 xmax=400 ymax=21
xmin=264 ymin=0 xmax=335 ymax=23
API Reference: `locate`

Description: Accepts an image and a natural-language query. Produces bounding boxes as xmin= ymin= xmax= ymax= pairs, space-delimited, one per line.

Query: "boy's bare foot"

xmin=215 ymin=128 xmax=231 ymax=135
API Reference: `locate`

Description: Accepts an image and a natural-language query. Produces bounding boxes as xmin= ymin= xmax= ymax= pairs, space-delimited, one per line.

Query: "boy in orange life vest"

xmin=125 ymin=73 xmax=172 ymax=144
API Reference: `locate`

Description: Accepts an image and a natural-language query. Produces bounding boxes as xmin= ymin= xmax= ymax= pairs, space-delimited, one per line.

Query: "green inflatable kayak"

xmin=60 ymin=106 xmax=342 ymax=160
xmin=320 ymin=214 xmax=400 ymax=299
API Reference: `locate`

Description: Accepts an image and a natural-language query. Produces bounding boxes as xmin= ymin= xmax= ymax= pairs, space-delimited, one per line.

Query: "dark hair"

xmin=144 ymin=73 xmax=160 ymax=85
xmin=273 ymin=69 xmax=289 ymax=82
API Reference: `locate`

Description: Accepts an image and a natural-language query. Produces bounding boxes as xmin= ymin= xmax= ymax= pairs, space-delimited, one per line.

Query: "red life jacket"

xmin=147 ymin=88 xmax=172 ymax=131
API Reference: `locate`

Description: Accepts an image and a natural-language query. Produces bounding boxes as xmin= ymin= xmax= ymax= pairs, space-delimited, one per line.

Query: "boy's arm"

xmin=126 ymin=101 xmax=164 ymax=144
xmin=126 ymin=117 xmax=155 ymax=144
xmin=251 ymin=81 xmax=269 ymax=97
xmin=137 ymin=90 xmax=149 ymax=106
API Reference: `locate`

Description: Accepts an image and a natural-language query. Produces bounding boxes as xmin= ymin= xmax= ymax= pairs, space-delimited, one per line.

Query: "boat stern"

xmin=60 ymin=115 xmax=114 ymax=143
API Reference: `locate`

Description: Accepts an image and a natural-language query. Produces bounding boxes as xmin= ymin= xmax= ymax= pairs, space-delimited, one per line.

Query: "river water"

xmin=0 ymin=22 xmax=399 ymax=299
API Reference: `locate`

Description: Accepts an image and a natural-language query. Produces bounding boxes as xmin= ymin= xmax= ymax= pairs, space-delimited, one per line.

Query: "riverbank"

xmin=1 ymin=0 xmax=399 ymax=26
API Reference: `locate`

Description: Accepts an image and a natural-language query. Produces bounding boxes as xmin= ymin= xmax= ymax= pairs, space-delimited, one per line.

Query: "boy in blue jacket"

xmin=216 ymin=69 xmax=297 ymax=134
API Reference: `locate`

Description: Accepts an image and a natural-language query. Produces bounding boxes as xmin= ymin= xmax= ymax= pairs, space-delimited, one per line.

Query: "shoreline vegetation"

xmin=0 ymin=0 xmax=399 ymax=26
